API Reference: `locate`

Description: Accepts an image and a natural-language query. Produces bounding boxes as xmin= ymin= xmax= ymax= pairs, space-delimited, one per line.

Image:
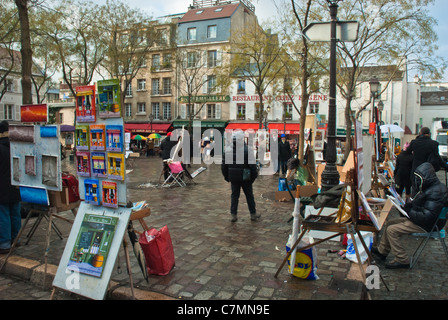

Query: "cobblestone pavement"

xmin=1 ymin=155 xmax=448 ymax=300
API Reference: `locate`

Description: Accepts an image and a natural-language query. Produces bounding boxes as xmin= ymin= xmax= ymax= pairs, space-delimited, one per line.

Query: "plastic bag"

xmin=286 ymin=235 xmax=319 ymax=280
xmin=138 ymin=225 xmax=175 ymax=275
xmin=346 ymin=231 xmax=373 ymax=264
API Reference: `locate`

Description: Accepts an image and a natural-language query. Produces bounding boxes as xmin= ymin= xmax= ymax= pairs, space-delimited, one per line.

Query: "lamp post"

xmin=263 ymin=105 xmax=271 ymax=130
xmin=149 ymin=113 xmax=154 ymax=134
xmin=369 ymin=77 xmax=381 ymax=159
xmin=377 ymin=100 xmax=384 ymax=125
xmin=320 ymin=0 xmax=341 ymax=191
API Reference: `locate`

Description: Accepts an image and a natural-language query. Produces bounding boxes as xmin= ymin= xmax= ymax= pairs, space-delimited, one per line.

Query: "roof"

xmin=421 ymin=91 xmax=448 ymax=106
xmin=342 ymin=65 xmax=405 ymax=82
xmin=178 ymin=4 xmax=239 ymax=23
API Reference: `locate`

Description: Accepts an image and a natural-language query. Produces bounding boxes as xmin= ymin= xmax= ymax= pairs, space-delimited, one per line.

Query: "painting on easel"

xmin=67 ymin=214 xmax=118 ymax=278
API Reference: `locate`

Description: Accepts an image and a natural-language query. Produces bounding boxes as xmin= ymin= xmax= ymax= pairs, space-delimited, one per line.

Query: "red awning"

xmin=124 ymin=123 xmax=172 ymax=134
xmin=268 ymin=123 xmax=300 ymax=135
xmin=225 ymin=122 xmax=301 ymax=135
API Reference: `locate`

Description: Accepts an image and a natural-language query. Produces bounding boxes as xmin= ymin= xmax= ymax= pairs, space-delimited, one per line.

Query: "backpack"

xmin=62 ymin=172 xmax=80 ymax=203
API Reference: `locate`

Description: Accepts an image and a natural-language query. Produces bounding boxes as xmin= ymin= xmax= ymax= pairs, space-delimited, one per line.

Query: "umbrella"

xmin=148 ymin=133 xmax=161 ymax=139
xmin=132 ymin=134 xmax=147 ymax=141
xmin=380 ymin=124 xmax=404 ymax=134
xmin=127 ymin=221 xmax=149 ymax=283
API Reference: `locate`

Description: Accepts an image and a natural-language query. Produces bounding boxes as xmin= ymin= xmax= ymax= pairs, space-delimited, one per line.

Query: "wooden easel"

xmin=0 ymin=189 xmax=78 ymax=281
xmin=275 ymin=169 xmax=390 ymax=298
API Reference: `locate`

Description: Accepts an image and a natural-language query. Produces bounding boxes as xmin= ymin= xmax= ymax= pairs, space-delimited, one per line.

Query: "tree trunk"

xmin=15 ymin=0 xmax=33 ymax=105
xmin=344 ymin=96 xmax=353 ymax=161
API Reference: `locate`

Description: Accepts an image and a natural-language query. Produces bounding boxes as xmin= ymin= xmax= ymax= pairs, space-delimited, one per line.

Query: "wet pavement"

xmin=1 ymin=154 xmax=448 ymax=300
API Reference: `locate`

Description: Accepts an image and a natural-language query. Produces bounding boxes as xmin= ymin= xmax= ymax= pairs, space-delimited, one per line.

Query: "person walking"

xmin=278 ymin=134 xmax=291 ymax=176
xmin=221 ymin=130 xmax=259 ymax=222
xmin=0 ymin=121 xmax=21 ymax=254
xmin=372 ymin=162 xmax=448 ymax=269
xmin=393 ymin=142 xmax=413 ymax=200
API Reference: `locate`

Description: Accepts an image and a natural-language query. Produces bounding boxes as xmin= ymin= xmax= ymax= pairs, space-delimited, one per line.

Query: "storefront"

xmin=124 ymin=122 xmax=173 ymax=135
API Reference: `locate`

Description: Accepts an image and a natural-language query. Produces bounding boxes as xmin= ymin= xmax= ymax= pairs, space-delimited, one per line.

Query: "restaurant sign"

xmin=179 ymin=95 xmax=230 ymax=103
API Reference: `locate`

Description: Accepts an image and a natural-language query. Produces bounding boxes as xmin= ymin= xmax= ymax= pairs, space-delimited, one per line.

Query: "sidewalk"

xmin=1 ymin=156 xmax=447 ymax=300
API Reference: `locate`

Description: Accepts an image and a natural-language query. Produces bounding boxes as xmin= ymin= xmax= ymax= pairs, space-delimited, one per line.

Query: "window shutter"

xmin=181 ymin=104 xmax=186 ymax=119
xmin=202 ymin=75 xmax=207 ymax=94
xmin=0 ymin=104 xmax=4 ymax=119
xmin=217 ymin=50 xmax=222 ymax=66
xmin=216 ymin=104 xmax=221 ymax=119
xmin=15 ymin=105 xmax=21 ymax=121
xmin=201 ymin=105 xmax=207 ymax=119
xmin=203 ymin=51 xmax=208 ymax=68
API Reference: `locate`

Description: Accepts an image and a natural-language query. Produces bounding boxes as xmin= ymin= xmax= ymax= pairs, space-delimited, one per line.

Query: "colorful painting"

xmin=75 ymin=125 xmax=90 ymax=150
xmin=107 ymin=153 xmax=124 ymax=181
xmin=90 ymin=124 xmax=106 ymax=151
xmin=9 ymin=125 xmax=35 ymax=142
xmin=20 ymin=104 xmax=48 ymax=123
xmin=40 ymin=126 xmax=58 ymax=138
xmin=102 ymin=181 xmax=118 ymax=208
xmin=106 ymin=125 xmax=123 ymax=152
xmin=67 ymin=213 xmax=118 ymax=278
xmin=19 ymin=186 xmax=49 ymax=206
xmin=76 ymin=85 xmax=96 ymax=122
xmin=91 ymin=152 xmax=107 ymax=178
xmin=97 ymin=79 xmax=121 ymax=118
xmin=84 ymin=179 xmax=100 ymax=205
xmin=76 ymin=151 xmax=91 ymax=177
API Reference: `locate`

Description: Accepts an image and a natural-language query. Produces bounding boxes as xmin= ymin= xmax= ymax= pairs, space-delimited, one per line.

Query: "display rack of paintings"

xmin=75 ymin=125 xmax=90 ymax=151
xmin=76 ymin=85 xmax=96 ymax=122
xmin=90 ymin=124 xmax=106 ymax=151
xmin=97 ymin=79 xmax=121 ymax=118
xmin=76 ymin=151 xmax=91 ymax=177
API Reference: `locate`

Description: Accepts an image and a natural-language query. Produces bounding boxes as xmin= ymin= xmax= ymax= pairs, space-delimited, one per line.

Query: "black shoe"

xmin=230 ymin=214 xmax=238 ymax=222
xmin=250 ymin=213 xmax=261 ymax=221
xmin=385 ymin=261 xmax=410 ymax=269
xmin=371 ymin=247 xmax=387 ymax=261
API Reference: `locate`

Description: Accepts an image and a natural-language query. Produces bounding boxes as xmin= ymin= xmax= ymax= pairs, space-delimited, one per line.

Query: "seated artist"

xmin=371 ymin=162 xmax=448 ymax=269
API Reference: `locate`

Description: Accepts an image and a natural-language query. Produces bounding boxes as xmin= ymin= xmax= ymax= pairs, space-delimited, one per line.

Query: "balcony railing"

xmin=192 ymin=0 xmax=255 ymax=12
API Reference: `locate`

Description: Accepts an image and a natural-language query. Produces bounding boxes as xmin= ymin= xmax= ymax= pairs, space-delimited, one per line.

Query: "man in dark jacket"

xmin=0 ymin=121 xmax=21 ymax=254
xmin=221 ymin=130 xmax=259 ymax=222
xmin=277 ymin=134 xmax=291 ymax=176
xmin=408 ymin=127 xmax=446 ymax=178
xmin=372 ymin=162 xmax=448 ymax=269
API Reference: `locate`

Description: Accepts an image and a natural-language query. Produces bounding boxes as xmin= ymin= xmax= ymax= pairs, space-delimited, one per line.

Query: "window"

xmin=125 ymin=103 xmax=132 ymax=117
xmin=137 ymin=103 xmax=146 ymax=114
xmin=163 ymin=102 xmax=171 ymax=119
xmin=152 ymin=78 xmax=160 ymax=95
xmin=163 ymin=54 xmax=172 ymax=69
xmin=137 ymin=79 xmax=146 ymax=91
xmin=59 ymin=113 xmax=63 ymax=123
xmin=187 ymin=28 xmax=196 ymax=41
xmin=152 ymin=102 xmax=160 ymax=119
xmin=207 ymin=75 xmax=216 ymax=94
xmin=284 ymin=103 xmax=293 ymax=119
xmin=207 ymin=50 xmax=217 ymax=68
xmin=125 ymin=83 xmax=132 ymax=96
xmin=152 ymin=54 xmax=160 ymax=70
xmin=187 ymin=52 xmax=199 ymax=68
xmin=6 ymin=80 xmax=14 ymax=92
xmin=207 ymin=25 xmax=217 ymax=39
xmin=162 ymin=78 xmax=171 ymax=95
xmin=237 ymin=104 xmax=246 ymax=119
xmin=309 ymin=103 xmax=319 ymax=114
xmin=237 ymin=80 xmax=246 ymax=94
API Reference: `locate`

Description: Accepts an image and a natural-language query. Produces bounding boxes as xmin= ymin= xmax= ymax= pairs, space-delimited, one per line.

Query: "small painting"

xmin=20 ymin=104 xmax=48 ymax=123
xmin=9 ymin=125 xmax=35 ymax=143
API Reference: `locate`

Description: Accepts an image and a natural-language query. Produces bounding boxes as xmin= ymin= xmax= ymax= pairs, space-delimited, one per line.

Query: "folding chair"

xmin=161 ymin=161 xmax=186 ymax=188
xmin=410 ymin=207 xmax=448 ymax=269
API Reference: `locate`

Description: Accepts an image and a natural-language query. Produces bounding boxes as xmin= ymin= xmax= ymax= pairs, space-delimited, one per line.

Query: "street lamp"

xmin=263 ymin=105 xmax=271 ymax=130
xmin=320 ymin=0 xmax=342 ymax=192
xmin=149 ymin=113 xmax=154 ymax=134
xmin=377 ymin=100 xmax=384 ymax=124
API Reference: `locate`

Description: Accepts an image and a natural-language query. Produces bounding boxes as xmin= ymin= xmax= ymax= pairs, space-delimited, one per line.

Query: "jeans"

xmin=0 ymin=202 xmax=21 ymax=249
xmin=230 ymin=182 xmax=256 ymax=215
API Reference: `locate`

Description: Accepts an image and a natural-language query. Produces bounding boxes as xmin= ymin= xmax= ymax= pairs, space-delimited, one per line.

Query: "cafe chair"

xmin=410 ymin=207 xmax=448 ymax=269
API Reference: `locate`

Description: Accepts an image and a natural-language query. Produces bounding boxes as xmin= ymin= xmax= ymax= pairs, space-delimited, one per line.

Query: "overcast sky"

xmin=96 ymin=0 xmax=448 ymax=81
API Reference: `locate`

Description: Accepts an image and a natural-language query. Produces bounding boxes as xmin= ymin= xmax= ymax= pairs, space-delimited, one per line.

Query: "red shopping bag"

xmin=138 ymin=225 xmax=175 ymax=275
